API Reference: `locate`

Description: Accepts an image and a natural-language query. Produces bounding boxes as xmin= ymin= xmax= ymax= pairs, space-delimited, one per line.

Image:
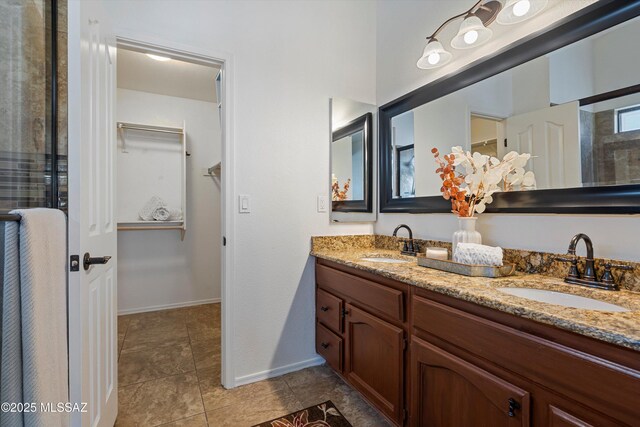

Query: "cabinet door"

xmin=544 ymin=402 xmax=622 ymax=427
xmin=345 ymin=304 xmax=404 ymax=425
xmin=547 ymin=405 xmax=595 ymax=427
xmin=411 ymin=336 xmax=530 ymax=427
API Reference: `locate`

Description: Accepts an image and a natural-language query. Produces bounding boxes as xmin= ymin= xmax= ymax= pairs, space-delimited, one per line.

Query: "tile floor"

xmin=116 ymin=303 xmax=390 ymax=427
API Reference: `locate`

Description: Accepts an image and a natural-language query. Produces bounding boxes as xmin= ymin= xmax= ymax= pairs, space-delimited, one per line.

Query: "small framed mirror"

xmin=330 ymin=98 xmax=376 ymax=222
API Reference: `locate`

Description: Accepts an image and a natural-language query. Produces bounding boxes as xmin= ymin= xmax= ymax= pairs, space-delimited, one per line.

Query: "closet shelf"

xmin=117 ymin=220 xmax=184 ymax=231
xmin=207 ymin=162 xmax=221 ymax=177
xmin=117 ymin=122 xmax=184 ymax=135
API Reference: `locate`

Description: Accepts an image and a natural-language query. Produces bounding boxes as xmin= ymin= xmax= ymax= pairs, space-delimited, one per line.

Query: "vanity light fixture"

xmin=451 ymin=14 xmax=493 ymax=49
xmin=417 ymin=0 xmax=548 ymax=70
xmin=146 ymin=53 xmax=172 ymax=62
xmin=417 ymin=1 xmax=501 ymax=69
xmin=497 ymin=0 xmax=548 ymax=25
xmin=417 ymin=39 xmax=453 ymax=69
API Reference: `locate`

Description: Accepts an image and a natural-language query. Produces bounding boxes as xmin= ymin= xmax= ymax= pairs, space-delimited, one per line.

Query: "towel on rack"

xmin=1 ymin=209 xmax=69 ymax=427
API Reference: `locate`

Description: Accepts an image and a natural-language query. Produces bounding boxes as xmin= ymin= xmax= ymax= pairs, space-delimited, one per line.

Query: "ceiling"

xmin=117 ymin=48 xmax=220 ymax=103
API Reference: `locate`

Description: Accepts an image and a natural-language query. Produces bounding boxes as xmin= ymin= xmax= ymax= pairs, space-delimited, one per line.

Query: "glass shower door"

xmin=0 ymin=0 xmax=63 ymax=210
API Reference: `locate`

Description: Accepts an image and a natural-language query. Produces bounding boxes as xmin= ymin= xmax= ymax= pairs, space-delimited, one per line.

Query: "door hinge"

xmin=223 ymin=236 xmax=227 ymax=246
xmin=403 ymin=338 xmax=408 ymax=351
xmin=70 ymin=255 xmax=80 ymax=272
xmin=341 ymin=308 xmax=349 ymax=318
xmin=504 ymin=138 xmax=508 ymax=147
xmin=403 ymin=408 xmax=408 ymax=422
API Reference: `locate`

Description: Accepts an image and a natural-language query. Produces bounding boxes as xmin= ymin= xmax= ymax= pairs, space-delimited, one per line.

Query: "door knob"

xmin=83 ymin=252 xmax=112 ymax=271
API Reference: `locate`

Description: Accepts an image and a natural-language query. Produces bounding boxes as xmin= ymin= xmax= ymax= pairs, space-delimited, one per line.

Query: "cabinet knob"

xmin=320 ymin=306 xmax=329 ymax=312
xmin=507 ymin=398 xmax=520 ymax=417
xmin=320 ymin=342 xmax=330 ymax=349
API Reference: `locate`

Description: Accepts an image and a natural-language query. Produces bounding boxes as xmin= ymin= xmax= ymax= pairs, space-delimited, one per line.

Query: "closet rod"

xmin=117 ymin=122 xmax=184 ymax=135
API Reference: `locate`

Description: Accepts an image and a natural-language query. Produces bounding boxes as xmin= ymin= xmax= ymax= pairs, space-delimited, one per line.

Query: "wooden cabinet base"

xmin=315 ymin=259 xmax=639 ymax=427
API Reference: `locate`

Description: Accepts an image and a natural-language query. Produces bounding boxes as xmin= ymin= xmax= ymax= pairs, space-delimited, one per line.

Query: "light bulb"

xmin=146 ymin=53 xmax=171 ymax=62
xmin=417 ymin=39 xmax=452 ymax=69
xmin=513 ymin=0 xmax=531 ymax=17
xmin=464 ymin=30 xmax=479 ymax=45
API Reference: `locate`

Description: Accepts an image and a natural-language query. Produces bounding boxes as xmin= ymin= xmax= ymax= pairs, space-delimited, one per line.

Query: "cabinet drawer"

xmin=316 ymin=264 xmax=404 ymax=323
xmin=412 ymin=295 xmax=640 ymax=426
xmin=316 ymin=322 xmax=343 ymax=372
xmin=316 ymin=288 xmax=343 ymax=334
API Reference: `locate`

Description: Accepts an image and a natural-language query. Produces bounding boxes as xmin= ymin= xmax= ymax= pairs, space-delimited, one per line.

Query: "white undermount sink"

xmin=360 ymin=257 xmax=410 ymax=264
xmin=497 ymin=288 xmax=630 ymax=312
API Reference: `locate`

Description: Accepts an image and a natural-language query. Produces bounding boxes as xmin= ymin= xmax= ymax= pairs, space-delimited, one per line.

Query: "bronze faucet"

xmin=393 ymin=224 xmax=419 ymax=256
xmin=556 ymin=233 xmax=632 ymax=291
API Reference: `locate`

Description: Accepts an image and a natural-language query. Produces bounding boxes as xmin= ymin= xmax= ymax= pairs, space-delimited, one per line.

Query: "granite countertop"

xmin=310 ymin=236 xmax=640 ymax=352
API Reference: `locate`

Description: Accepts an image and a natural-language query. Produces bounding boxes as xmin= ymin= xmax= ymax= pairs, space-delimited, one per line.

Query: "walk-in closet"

xmin=115 ymin=47 xmax=222 ymax=313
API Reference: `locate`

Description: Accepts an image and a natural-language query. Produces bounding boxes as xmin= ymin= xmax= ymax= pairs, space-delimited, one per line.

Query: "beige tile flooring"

xmin=116 ymin=303 xmax=390 ymax=427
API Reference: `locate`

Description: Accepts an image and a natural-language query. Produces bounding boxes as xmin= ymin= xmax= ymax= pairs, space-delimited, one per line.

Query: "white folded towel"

xmin=453 ymin=242 xmax=503 ymax=266
xmin=139 ymin=196 xmax=167 ymax=221
xmin=169 ymin=209 xmax=183 ymax=221
xmin=152 ymin=207 xmax=171 ymax=221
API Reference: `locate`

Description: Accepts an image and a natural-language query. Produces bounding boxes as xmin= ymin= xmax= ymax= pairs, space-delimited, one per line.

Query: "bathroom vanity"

xmin=312 ymin=237 xmax=640 ymax=427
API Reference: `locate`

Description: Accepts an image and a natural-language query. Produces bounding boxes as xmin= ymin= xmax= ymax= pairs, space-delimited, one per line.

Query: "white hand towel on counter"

xmin=453 ymin=242 xmax=504 ymax=266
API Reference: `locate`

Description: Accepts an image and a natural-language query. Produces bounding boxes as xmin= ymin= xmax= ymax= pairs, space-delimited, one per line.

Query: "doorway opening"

xmin=113 ymin=38 xmax=233 ymax=391
xmin=470 ymin=114 xmax=504 ymax=158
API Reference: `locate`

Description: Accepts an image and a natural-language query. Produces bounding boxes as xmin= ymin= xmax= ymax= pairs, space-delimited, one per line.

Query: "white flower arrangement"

xmin=433 ymin=146 xmax=536 ymax=216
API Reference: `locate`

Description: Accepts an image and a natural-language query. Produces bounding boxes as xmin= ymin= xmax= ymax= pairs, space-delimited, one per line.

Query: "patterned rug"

xmin=252 ymin=400 xmax=353 ymax=427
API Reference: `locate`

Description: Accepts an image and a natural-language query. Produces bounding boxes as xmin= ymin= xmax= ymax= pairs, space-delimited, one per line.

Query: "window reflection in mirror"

xmin=582 ymin=92 xmax=640 ymax=186
xmin=388 ymin=14 xmax=640 ymax=199
xmin=330 ymin=98 xmax=376 ymax=221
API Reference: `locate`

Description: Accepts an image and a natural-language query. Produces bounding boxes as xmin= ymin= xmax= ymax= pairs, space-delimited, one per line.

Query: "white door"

xmin=504 ymin=101 xmax=581 ymax=189
xmin=67 ymin=1 xmax=118 ymax=426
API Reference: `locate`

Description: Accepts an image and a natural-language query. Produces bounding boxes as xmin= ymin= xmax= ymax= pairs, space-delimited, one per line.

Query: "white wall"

xmin=511 ymin=56 xmax=550 ymax=115
xmin=548 ymin=39 xmax=594 ymax=106
xmin=592 ymin=17 xmax=640 ymax=95
xmin=116 ymin=88 xmax=222 ymax=313
xmin=104 ymin=0 xmax=376 ymax=383
xmin=375 ymin=0 xmax=640 ymax=262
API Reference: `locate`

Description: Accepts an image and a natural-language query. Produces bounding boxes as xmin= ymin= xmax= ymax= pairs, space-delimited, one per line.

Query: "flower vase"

xmin=452 ymin=217 xmax=482 ymax=256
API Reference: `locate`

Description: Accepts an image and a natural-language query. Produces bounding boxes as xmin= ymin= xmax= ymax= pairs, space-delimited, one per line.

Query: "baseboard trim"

xmin=118 ymin=298 xmax=221 ymax=315
xmin=233 ymin=356 xmax=326 ymax=388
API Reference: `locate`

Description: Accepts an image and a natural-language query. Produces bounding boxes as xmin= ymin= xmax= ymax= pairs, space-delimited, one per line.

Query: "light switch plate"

xmin=239 ymin=195 xmax=251 ymax=213
xmin=317 ymin=194 xmax=328 ymax=213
